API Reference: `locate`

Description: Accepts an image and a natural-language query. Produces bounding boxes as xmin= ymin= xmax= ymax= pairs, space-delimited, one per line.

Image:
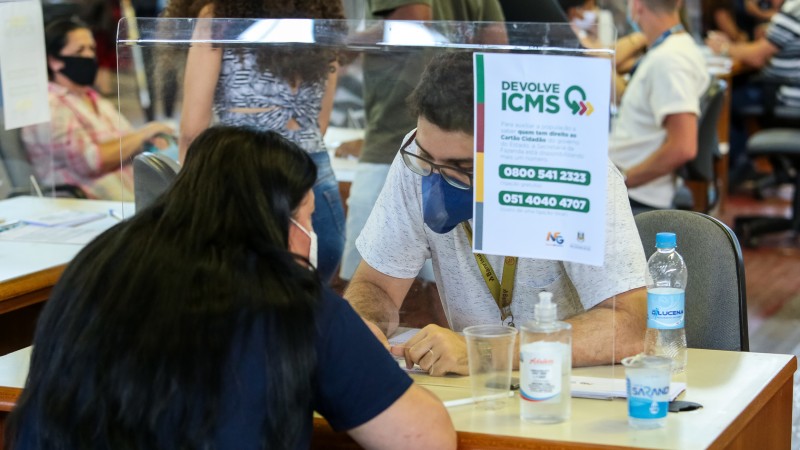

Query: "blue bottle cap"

xmin=655 ymin=232 xmax=676 ymax=249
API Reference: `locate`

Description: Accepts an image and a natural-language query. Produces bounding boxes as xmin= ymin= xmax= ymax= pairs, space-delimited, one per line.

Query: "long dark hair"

xmin=5 ymin=126 xmax=320 ymax=449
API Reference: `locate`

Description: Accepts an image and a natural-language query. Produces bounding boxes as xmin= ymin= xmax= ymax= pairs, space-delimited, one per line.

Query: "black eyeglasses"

xmin=399 ymin=131 xmax=473 ymax=190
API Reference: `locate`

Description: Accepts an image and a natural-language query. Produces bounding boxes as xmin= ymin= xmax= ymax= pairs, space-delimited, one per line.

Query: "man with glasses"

xmin=345 ymin=52 xmax=647 ymax=376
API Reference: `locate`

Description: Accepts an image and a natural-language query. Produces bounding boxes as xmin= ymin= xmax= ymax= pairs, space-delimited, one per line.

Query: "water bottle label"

xmin=519 ymin=343 xmax=562 ymax=402
xmin=626 ymin=378 xmax=669 ymax=419
xmin=647 ymin=290 xmax=685 ymax=329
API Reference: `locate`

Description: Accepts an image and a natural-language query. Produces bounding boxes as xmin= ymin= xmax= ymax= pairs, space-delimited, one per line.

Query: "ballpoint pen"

xmin=443 ymin=391 xmax=514 ymax=408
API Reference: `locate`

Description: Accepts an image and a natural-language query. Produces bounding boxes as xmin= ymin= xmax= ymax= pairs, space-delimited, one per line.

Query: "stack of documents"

xmin=571 ymin=376 xmax=685 ymax=401
xmin=21 ymin=210 xmax=106 ymax=227
xmin=0 ymin=210 xmax=112 ymax=245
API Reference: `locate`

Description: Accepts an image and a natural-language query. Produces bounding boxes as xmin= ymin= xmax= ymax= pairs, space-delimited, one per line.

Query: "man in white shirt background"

xmin=609 ymin=0 xmax=710 ymax=214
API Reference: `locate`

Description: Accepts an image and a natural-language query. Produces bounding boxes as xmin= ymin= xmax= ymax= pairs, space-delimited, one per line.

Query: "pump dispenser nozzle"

xmin=535 ymin=291 xmax=557 ymax=323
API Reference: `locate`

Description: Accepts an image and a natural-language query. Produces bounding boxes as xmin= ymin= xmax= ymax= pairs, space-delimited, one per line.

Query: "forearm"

xmin=318 ymin=66 xmax=338 ymax=136
xmin=624 ymin=114 xmax=697 ymax=188
xmin=96 ymin=123 xmax=161 ymax=173
xmin=613 ymin=71 xmax=628 ymax=103
xmin=729 ymin=39 xmax=775 ymax=68
xmin=615 ymin=32 xmax=646 ymax=72
xmin=345 ymin=279 xmax=401 ymax=336
xmin=624 ymin=143 xmax=689 ymax=188
xmin=568 ymin=291 xmax=647 ymax=366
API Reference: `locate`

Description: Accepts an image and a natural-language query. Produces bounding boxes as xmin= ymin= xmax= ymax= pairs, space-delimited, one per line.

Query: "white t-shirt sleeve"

xmin=646 ymin=49 xmax=708 ymax=126
xmin=355 ymin=151 xmax=431 ymax=279
xmin=564 ymin=160 xmax=647 ymax=309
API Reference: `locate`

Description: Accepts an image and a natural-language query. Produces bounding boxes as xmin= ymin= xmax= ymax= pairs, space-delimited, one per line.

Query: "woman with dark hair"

xmin=4 ymin=126 xmax=456 ymax=450
xmin=21 ymin=18 xmax=173 ymax=201
xmin=702 ymin=0 xmax=749 ymax=41
xmin=168 ymin=0 xmax=348 ymax=283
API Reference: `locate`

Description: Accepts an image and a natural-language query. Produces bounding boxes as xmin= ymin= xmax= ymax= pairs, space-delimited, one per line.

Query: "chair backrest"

xmin=133 ymin=152 xmax=180 ymax=211
xmin=634 ymin=210 xmax=749 ymax=351
xmin=0 ymin=159 xmax=12 ymax=199
xmin=0 ymin=115 xmax=35 ymax=190
xmin=686 ymin=78 xmax=727 ymax=183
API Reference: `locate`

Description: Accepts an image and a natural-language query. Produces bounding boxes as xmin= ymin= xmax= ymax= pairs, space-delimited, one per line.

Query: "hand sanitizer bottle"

xmin=519 ymin=291 xmax=572 ymax=423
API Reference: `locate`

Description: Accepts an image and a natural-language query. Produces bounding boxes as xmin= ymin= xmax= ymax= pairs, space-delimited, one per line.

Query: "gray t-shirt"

xmin=356 ymin=133 xmax=647 ymax=330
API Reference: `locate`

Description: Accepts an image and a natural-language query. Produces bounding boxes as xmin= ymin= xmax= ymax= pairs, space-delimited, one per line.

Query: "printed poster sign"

xmin=472 ymin=53 xmax=611 ymax=266
xmin=0 ymin=0 xmax=50 ymax=130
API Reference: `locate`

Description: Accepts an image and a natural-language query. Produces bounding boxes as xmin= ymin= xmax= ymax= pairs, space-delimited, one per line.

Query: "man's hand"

xmin=390 ymin=324 xmax=468 ymax=376
xmin=334 ymin=139 xmax=363 ymax=158
xmin=705 ymin=31 xmax=731 ymax=55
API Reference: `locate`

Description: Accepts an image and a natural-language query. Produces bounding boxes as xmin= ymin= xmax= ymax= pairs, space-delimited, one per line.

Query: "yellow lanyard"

xmin=461 ymin=222 xmax=518 ymax=327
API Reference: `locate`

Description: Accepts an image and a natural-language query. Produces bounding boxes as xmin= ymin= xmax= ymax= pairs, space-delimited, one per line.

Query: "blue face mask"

xmin=421 ymin=173 xmax=473 ymax=234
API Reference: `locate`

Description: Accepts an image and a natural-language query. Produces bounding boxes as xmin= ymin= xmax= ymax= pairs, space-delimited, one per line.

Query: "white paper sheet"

xmin=21 ymin=210 xmax=106 ymax=227
xmin=0 ymin=0 xmax=50 ymax=129
xmin=571 ymin=375 xmax=686 ymax=401
xmin=0 ymin=223 xmax=106 ymax=245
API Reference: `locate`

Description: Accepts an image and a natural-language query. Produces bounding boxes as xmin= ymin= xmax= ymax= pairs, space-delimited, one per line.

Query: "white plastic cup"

xmin=622 ymin=354 xmax=672 ymax=429
xmin=462 ymin=325 xmax=518 ymax=410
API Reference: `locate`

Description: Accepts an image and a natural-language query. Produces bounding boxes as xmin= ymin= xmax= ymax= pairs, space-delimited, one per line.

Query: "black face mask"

xmin=57 ymin=56 xmax=98 ymax=86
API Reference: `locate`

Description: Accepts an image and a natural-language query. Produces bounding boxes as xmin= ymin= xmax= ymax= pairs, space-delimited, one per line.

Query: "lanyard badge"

xmin=462 ymin=222 xmax=518 ymax=327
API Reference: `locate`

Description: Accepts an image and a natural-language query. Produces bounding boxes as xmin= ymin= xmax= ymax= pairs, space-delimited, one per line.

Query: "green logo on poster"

xmin=564 ymin=85 xmax=594 ymax=116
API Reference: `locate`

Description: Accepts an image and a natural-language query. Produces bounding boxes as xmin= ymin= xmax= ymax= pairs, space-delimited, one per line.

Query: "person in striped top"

xmin=706 ymin=0 xmax=800 ymax=185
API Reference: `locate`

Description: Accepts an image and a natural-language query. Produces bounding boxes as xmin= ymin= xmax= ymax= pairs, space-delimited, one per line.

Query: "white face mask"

xmin=290 ymin=218 xmax=318 ymax=269
xmin=572 ymin=10 xmax=598 ymax=31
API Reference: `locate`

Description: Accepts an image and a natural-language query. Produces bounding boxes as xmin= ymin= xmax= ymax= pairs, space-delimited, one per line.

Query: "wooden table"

xmin=312 ymin=349 xmax=796 ymax=449
xmin=1 ymin=347 xmax=790 ymax=449
xmin=0 ymin=197 xmax=130 ymax=354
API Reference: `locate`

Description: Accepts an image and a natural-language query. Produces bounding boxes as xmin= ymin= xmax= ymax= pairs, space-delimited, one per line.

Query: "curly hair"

xmin=164 ymin=0 xmax=347 ymax=83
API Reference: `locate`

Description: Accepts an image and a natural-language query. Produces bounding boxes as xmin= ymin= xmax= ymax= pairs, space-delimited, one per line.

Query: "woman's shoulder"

xmin=316 ymin=287 xmax=353 ymax=321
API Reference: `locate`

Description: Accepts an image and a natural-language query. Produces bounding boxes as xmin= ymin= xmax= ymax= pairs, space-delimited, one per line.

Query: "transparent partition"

xmin=115 ymin=18 xmax=644 ymax=374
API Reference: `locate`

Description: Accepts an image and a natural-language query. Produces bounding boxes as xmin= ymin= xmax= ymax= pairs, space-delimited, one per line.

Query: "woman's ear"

xmin=48 ymin=55 xmax=63 ymax=75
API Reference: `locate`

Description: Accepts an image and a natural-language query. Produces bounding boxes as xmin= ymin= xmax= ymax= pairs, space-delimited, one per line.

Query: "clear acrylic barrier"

xmin=117 ymin=18 xmax=635 ymax=372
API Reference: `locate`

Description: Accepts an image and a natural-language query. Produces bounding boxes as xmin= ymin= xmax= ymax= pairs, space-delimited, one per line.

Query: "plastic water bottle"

xmin=644 ymin=232 xmax=688 ymax=374
xmin=519 ymin=291 xmax=572 ymax=423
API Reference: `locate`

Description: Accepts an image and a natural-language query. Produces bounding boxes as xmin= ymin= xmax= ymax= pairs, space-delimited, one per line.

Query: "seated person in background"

xmin=345 ymin=52 xmax=647 ymax=377
xmin=745 ymin=0 xmax=785 ymax=38
xmin=706 ymin=0 xmax=799 ymax=185
xmin=561 ymin=0 xmax=617 ymax=48
xmin=703 ymin=0 xmax=750 ymax=42
xmin=608 ymin=0 xmax=709 ymax=214
xmin=22 ymin=18 xmax=172 ymax=201
xmin=4 ymin=126 xmax=456 ymax=450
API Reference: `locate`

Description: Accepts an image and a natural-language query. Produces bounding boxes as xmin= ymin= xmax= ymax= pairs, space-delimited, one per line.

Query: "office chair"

xmin=673 ymin=78 xmax=728 ymax=212
xmin=133 ymin=152 xmax=181 ymax=211
xmin=0 ymin=159 xmax=12 ymax=199
xmin=734 ymin=129 xmax=800 ymax=246
xmin=0 ymin=117 xmax=86 ymax=198
xmin=635 ymin=210 xmax=749 ymax=351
